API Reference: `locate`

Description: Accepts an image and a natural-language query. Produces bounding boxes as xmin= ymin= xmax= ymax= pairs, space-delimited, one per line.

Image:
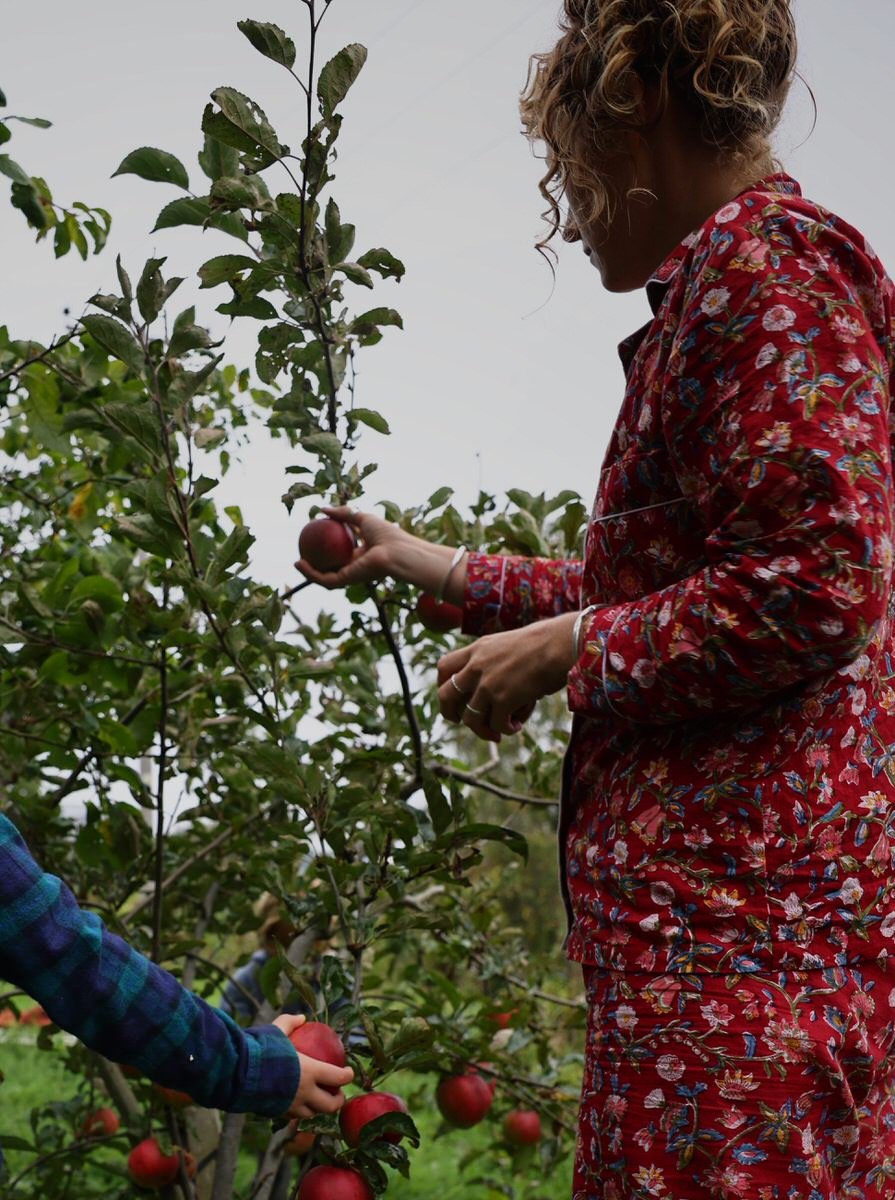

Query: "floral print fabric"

xmin=462 ymin=175 xmax=895 ymax=976
xmin=573 ymin=960 xmax=895 ymax=1199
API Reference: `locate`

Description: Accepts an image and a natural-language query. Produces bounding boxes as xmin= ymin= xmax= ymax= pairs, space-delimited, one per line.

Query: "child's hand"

xmin=273 ymin=1014 xmax=354 ymax=1119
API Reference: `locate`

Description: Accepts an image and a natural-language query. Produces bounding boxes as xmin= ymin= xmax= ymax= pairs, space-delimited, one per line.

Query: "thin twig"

xmin=433 ymin=763 xmax=557 ymax=808
xmin=151 ymin=586 xmax=170 ymax=963
xmin=0 ymin=333 xmax=74 ymax=385
xmin=370 ymin=589 xmax=424 ymax=786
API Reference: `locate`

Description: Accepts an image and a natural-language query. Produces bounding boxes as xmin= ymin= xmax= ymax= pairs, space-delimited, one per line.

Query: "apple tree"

xmin=0 ymin=4 xmax=587 ymax=1198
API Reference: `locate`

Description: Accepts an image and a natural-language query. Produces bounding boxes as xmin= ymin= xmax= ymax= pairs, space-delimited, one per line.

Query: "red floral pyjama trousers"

xmin=573 ymin=962 xmax=895 ymax=1199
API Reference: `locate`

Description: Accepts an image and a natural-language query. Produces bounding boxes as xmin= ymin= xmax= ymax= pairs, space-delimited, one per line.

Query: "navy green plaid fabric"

xmin=0 ymin=813 xmax=299 ymax=1116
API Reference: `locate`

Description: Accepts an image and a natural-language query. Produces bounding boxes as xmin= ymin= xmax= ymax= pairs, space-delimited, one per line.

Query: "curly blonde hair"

xmin=520 ymin=0 xmax=798 ymax=250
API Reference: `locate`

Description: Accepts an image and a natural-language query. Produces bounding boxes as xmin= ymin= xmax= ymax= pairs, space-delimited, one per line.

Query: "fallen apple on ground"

xmin=299 ymin=518 xmax=356 ymax=573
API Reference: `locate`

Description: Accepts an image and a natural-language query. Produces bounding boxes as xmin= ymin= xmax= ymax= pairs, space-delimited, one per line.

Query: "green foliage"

xmin=0 ymin=90 xmax=110 ymax=257
xmin=0 ymin=6 xmax=585 ymax=1199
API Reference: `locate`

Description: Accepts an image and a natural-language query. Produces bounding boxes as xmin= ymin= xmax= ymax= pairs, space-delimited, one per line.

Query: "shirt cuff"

xmin=233 ymin=1024 xmax=300 ymax=1118
xmin=461 ymin=552 xmax=508 ymax=636
xmin=567 ymin=605 xmax=623 ymax=717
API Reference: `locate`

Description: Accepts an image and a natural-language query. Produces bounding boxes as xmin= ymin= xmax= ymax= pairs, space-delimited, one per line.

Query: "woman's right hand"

xmin=295 ymin=507 xmax=412 ymax=590
xmin=295 ymin=507 xmax=466 ymax=602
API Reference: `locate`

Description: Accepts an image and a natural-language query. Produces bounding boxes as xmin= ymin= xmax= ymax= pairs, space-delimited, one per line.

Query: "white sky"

xmin=3 ymin=0 xmax=894 ymax=592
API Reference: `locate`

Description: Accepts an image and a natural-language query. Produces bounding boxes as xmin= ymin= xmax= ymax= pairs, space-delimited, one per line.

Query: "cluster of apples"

xmin=299 ymin=518 xmax=463 ymax=632
xmin=436 ymin=1062 xmax=542 ymax=1147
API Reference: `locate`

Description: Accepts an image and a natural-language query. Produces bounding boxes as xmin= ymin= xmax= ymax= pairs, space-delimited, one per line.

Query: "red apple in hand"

xmin=78 ymin=1107 xmax=119 ymax=1138
xmin=436 ymin=1068 xmax=494 ymax=1128
xmin=298 ymin=1165 xmax=373 ymax=1200
xmin=416 ymin=593 xmax=463 ymax=633
xmin=126 ymin=1138 xmax=183 ymax=1190
xmin=299 ymin=518 xmax=356 ymax=573
xmin=504 ymin=1109 xmax=542 ymax=1146
xmin=289 ymin=1020 xmax=347 ymax=1094
xmin=339 ymin=1091 xmax=408 ymax=1147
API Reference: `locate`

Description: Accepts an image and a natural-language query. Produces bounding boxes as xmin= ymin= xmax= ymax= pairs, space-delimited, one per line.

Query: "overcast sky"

xmin=3 ymin=0 xmax=894 ymax=592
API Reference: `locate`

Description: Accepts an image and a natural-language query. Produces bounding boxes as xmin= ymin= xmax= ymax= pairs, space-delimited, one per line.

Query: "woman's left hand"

xmin=437 ymin=614 xmax=578 ymax=742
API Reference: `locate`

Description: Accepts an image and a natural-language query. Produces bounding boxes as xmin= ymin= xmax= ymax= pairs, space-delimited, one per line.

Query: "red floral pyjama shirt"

xmin=462 ymin=175 xmax=895 ymax=1196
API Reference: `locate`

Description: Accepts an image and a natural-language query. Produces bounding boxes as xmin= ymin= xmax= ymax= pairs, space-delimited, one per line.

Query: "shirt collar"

xmin=643 ymin=172 xmax=803 ymax=316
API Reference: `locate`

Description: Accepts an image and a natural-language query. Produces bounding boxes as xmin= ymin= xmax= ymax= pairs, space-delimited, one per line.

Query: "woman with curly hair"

xmin=299 ymin=1 xmax=895 ymax=1194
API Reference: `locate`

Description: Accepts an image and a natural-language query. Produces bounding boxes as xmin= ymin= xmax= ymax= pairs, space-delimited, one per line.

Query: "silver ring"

xmin=450 ymin=675 xmax=469 ymax=697
xmin=464 ymin=704 xmax=484 ymax=717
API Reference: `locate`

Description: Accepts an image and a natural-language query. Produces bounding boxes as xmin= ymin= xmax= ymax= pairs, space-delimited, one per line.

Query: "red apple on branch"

xmin=299 ymin=518 xmax=356 ymax=572
xmin=504 ymin=1109 xmax=542 ymax=1146
xmin=78 ymin=1107 xmax=120 ymax=1138
xmin=283 ymin=1128 xmax=316 ymax=1158
xmin=485 ymin=1009 xmax=516 ymax=1031
xmin=288 ymin=1020 xmax=347 ymax=1094
xmin=298 ymin=1165 xmax=373 ymax=1200
xmin=416 ymin=593 xmax=463 ymax=633
xmin=339 ymin=1090 xmax=408 ymax=1147
xmin=151 ymin=1083 xmax=193 ymax=1110
xmin=436 ymin=1068 xmax=494 ymax=1128
xmin=126 ymin=1137 xmax=183 ymax=1190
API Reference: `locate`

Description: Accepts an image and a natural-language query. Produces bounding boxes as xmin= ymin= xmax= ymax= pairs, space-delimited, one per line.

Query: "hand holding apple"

xmin=279 ymin=1017 xmax=354 ymax=1118
xmin=295 ymin=507 xmax=468 ymax=602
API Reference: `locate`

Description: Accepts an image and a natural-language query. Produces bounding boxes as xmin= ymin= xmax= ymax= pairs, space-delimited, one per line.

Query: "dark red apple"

xmin=485 ymin=1009 xmax=516 ymax=1031
xmin=339 ymin=1090 xmax=408 ymax=1147
xmin=78 ymin=1107 xmax=119 ymax=1138
xmin=151 ymin=1083 xmax=193 ymax=1109
xmin=436 ymin=1069 xmax=494 ymax=1128
xmin=289 ymin=1021 xmax=347 ymax=1094
xmin=298 ymin=1165 xmax=373 ymax=1200
xmin=283 ymin=1128 xmax=316 ymax=1158
xmin=126 ymin=1137 xmax=182 ymax=1190
xmin=504 ymin=1109 xmax=542 ymax=1146
xmin=299 ymin=518 xmax=356 ymax=573
xmin=416 ymin=593 xmax=463 ymax=633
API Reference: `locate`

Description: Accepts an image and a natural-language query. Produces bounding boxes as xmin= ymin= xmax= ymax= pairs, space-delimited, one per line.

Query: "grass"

xmin=0 ymin=1035 xmax=572 ymax=1198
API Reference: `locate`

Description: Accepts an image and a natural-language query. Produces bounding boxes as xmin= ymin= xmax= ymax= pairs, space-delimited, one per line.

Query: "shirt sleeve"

xmin=568 ymin=209 xmax=893 ymax=723
xmin=462 ymin=552 xmax=583 ymax=635
xmin=0 ymin=814 xmax=299 ymax=1117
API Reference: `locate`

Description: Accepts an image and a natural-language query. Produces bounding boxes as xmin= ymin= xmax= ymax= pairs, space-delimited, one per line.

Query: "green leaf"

xmin=198 ymin=253 xmax=258 ymax=288
xmin=10 ymin=180 xmax=47 ymax=228
xmin=113 ymin=146 xmax=189 ymax=189
xmin=0 ymin=154 xmax=30 ymax=185
xmin=206 ymin=524 xmax=255 ymax=586
xmin=210 ymin=174 xmax=272 ymax=212
xmin=349 ymin=408 xmax=390 ymax=435
xmin=198 ymin=132 xmax=241 ymax=181
xmin=81 ymin=315 xmax=144 ymax=374
xmin=455 ymin=823 xmax=529 ymax=861
xmin=317 ymin=43 xmax=368 ymax=116
xmin=336 ymin=262 xmax=374 ymax=289
xmin=153 ymin=196 xmax=211 ymax=231
xmin=301 ymin=432 xmax=343 ymax=466
xmin=116 ymin=255 xmax=134 ymax=306
xmin=136 ymin=256 xmax=167 ymax=323
xmin=357 ymin=246 xmax=406 ymax=281
xmin=216 ymin=295 xmax=277 ymax=320
xmin=70 ymin=575 xmax=124 ymax=612
xmin=423 ymin=769 xmax=451 ymax=837
xmin=237 ymin=19 xmax=296 ymax=68
xmin=168 ymin=306 xmax=219 ymax=357
xmin=0 ymin=123 xmax=9 ymax=147
xmin=7 ymin=115 xmax=52 ymax=129
xmin=204 ymin=88 xmax=288 ymax=166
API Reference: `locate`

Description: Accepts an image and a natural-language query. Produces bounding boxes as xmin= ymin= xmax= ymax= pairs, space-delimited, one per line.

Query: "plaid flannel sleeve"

xmin=0 ymin=814 xmax=298 ymax=1116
